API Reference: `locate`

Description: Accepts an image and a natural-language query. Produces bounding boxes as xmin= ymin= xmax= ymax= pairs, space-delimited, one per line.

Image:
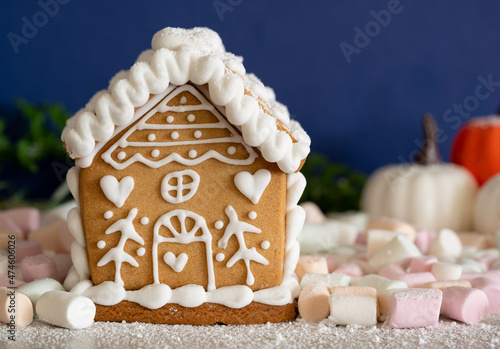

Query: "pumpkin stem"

xmin=414 ymin=114 xmax=442 ymax=165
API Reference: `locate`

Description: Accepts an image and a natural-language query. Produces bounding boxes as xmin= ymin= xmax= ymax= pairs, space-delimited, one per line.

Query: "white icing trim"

xmin=67 ymin=169 xmax=306 ymax=309
xmin=62 ymin=27 xmax=310 ymax=173
xmin=100 ymin=84 xmax=258 ymax=170
xmin=161 ymin=170 xmax=200 ymax=204
xmin=152 ymin=209 xmax=216 ymax=291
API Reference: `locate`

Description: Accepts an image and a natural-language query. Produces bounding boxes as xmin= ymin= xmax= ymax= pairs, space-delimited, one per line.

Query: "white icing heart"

xmin=163 ymin=252 xmax=188 ymax=273
xmin=100 ymin=175 xmax=135 ymax=208
xmin=234 ymin=169 xmax=271 ymax=204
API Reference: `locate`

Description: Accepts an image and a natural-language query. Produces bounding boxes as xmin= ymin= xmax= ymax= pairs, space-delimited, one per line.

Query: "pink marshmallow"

xmin=414 ymin=229 xmax=434 ymax=254
xmin=298 ymin=281 xmax=330 ymax=321
xmin=378 ymin=263 xmax=436 ymax=287
xmin=15 ymin=240 xmax=43 ymax=264
xmin=378 ymin=263 xmax=405 ymax=279
xmin=355 ymin=232 xmax=367 ymax=245
xmin=334 ymin=262 xmax=365 ymax=277
xmin=28 ymin=220 xmax=69 ymax=253
xmin=399 ymin=272 xmax=436 ymax=288
xmin=0 ymin=208 xmax=40 ymax=237
xmin=409 ymin=255 xmax=438 ymax=273
xmin=326 ymin=256 xmax=336 ymax=273
xmin=53 ymin=259 xmax=70 ymax=283
xmin=21 ymin=255 xmax=59 ymax=283
xmin=295 ymin=256 xmax=329 ymax=281
xmin=476 ymin=253 xmax=498 ymax=270
xmin=388 ymin=288 xmax=442 ymax=329
xmin=441 ymin=286 xmax=489 ymax=324
xmin=0 ymin=216 xmax=22 ymax=235
xmin=470 ymin=277 xmax=500 ymax=314
xmin=462 ymin=270 xmax=500 ymax=284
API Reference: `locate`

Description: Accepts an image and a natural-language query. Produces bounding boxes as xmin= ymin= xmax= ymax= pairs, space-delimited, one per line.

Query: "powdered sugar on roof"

xmin=61 ymin=27 xmax=309 ymax=173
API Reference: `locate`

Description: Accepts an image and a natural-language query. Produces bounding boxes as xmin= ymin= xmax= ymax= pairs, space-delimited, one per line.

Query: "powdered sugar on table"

xmin=4 ymin=314 xmax=500 ymax=349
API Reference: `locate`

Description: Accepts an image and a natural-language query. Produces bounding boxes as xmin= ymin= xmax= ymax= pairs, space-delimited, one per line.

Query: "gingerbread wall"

xmin=80 ymin=84 xmax=287 ymax=291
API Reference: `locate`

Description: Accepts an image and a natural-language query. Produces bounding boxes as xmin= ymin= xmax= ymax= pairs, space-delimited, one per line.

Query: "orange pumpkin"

xmin=451 ymin=116 xmax=500 ymax=186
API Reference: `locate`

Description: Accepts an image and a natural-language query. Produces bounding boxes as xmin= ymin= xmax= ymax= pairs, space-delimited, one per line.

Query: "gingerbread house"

xmin=61 ymin=27 xmax=310 ymax=324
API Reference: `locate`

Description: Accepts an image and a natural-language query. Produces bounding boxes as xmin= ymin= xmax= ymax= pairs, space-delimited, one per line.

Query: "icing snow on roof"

xmin=61 ymin=27 xmax=310 ymax=173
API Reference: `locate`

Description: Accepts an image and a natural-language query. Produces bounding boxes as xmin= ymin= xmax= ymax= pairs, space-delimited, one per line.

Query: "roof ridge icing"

xmin=61 ymin=27 xmax=310 ymax=173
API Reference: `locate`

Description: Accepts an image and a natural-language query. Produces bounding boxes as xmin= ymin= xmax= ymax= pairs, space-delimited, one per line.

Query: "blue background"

xmin=2 ymin=0 xmax=500 ymax=174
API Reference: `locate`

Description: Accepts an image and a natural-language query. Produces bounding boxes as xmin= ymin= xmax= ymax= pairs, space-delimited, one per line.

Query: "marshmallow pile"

xmin=0 ymin=205 xmax=96 ymax=329
xmin=297 ymin=202 xmax=500 ymax=328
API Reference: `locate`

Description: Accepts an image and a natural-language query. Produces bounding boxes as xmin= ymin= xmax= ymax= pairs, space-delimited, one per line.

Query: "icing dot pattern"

xmin=215 ymin=221 xmax=224 ymax=229
xmin=171 ymin=131 xmax=179 ymax=140
xmin=261 ymin=241 xmax=270 ymax=250
xmin=187 ymin=114 xmax=195 ymax=122
xmin=148 ymin=134 xmax=156 ymax=141
xmin=248 ymin=211 xmax=257 ymax=220
xmin=166 ymin=116 xmax=174 ymax=123
xmin=97 ymin=240 xmax=106 ymax=249
xmin=141 ymin=217 xmax=149 ymax=225
xmin=215 ymin=253 xmax=225 ymax=262
xmin=117 ymin=152 xmax=126 ymax=160
xmin=188 ymin=150 xmax=197 ymax=158
xmin=152 ymin=149 xmax=160 ymax=158
xmin=137 ymin=248 xmax=146 ymax=256
xmin=104 ymin=211 xmax=113 ymax=219
xmin=227 ymin=146 xmax=236 ymax=155
xmin=194 ymin=130 xmax=202 ymax=138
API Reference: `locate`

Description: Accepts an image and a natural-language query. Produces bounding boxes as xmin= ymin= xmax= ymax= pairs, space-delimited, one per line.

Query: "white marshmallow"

xmin=367 ymin=229 xmax=399 ymax=258
xmin=300 ymin=202 xmax=326 ymax=224
xmin=357 ymin=274 xmax=408 ymax=295
xmin=431 ymin=262 xmax=462 ymax=281
xmin=329 ymin=293 xmax=377 ymax=326
xmin=17 ymin=278 xmax=65 ymax=314
xmin=369 ymin=235 xmax=421 ymax=272
xmin=298 ymin=220 xmax=358 ymax=254
xmin=36 ymin=291 xmax=95 ymax=329
xmin=300 ymin=273 xmax=351 ymax=289
xmin=429 ymin=229 xmax=462 ymax=260
xmin=458 ymin=258 xmax=486 ymax=273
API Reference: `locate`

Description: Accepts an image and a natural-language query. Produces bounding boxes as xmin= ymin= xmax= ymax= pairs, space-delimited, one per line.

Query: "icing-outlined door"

xmin=152 ymin=209 xmax=216 ymax=291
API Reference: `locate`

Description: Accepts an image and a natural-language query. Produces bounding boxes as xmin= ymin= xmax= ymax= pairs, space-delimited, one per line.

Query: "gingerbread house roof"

xmin=61 ymin=27 xmax=310 ymax=173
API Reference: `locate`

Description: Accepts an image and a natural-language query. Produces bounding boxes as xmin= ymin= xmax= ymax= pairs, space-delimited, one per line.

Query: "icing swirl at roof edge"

xmin=61 ymin=27 xmax=310 ymax=173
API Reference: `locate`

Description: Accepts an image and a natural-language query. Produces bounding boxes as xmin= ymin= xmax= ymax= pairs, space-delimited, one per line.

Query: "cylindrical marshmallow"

xmin=414 ymin=229 xmax=434 ymax=254
xmin=409 ymin=256 xmax=438 ymax=273
xmin=366 ymin=217 xmax=416 ymax=242
xmin=334 ymin=262 xmax=364 ymax=277
xmin=36 ymin=291 xmax=95 ymax=329
xmin=17 ymin=278 xmax=65 ymax=314
xmin=300 ymin=273 xmax=350 ymax=289
xmin=329 ymin=293 xmax=377 ymax=326
xmin=357 ymin=274 xmax=407 ymax=294
xmin=0 ymin=208 xmax=40 ymax=237
xmin=388 ymin=288 xmax=442 ymax=329
xmin=300 ymin=202 xmax=326 ymax=224
xmin=295 ymin=256 xmax=329 ymax=281
xmin=422 ymin=280 xmax=471 ymax=291
xmin=298 ymin=281 xmax=330 ymax=321
xmin=369 ymin=235 xmax=421 ymax=272
xmin=441 ymin=286 xmax=489 ymax=324
xmin=15 ymin=240 xmax=43 ymax=264
xmin=28 ymin=220 xmax=66 ymax=252
xmin=429 ymin=229 xmax=462 ymax=260
xmin=0 ymin=287 xmax=33 ymax=327
xmin=431 ymin=262 xmax=462 ymax=281
xmin=470 ymin=277 xmax=500 ymax=314
xmin=21 ymin=254 xmax=59 ymax=283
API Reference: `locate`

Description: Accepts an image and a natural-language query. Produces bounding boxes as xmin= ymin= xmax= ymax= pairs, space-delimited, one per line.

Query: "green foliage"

xmin=9 ymin=99 xmax=69 ymax=172
xmin=0 ymin=99 xmax=73 ymax=206
xmin=300 ymin=153 xmax=367 ymax=213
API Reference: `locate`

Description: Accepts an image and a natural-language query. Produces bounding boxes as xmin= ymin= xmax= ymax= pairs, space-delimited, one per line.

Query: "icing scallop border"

xmin=65 ymin=167 xmax=306 ymax=309
xmin=61 ymin=27 xmax=310 ymax=174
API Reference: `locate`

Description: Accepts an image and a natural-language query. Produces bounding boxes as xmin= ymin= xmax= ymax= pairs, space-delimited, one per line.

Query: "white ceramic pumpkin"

xmin=474 ymin=173 xmax=500 ymax=235
xmin=361 ymin=115 xmax=478 ymax=232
